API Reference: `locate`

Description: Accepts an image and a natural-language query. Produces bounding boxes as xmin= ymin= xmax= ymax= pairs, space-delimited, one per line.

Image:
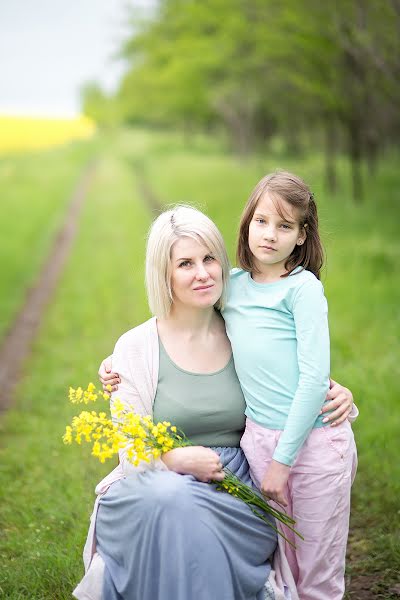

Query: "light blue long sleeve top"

xmin=222 ymin=267 xmax=330 ymax=466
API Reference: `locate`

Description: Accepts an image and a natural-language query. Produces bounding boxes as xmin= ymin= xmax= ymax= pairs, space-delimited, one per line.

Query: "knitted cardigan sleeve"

xmin=111 ymin=317 xmax=168 ymax=475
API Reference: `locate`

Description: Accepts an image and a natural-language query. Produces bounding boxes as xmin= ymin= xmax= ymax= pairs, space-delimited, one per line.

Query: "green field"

xmin=0 ymin=141 xmax=99 ymax=341
xmin=0 ymin=129 xmax=399 ymax=598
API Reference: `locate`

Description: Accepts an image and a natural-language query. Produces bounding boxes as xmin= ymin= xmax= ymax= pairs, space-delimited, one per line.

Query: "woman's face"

xmin=170 ymin=237 xmax=223 ymax=310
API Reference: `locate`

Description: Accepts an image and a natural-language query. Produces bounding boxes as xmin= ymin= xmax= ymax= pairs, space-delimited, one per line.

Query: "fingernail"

xmin=332 ymin=422 xmax=337 ymax=427
xmin=322 ymin=417 xmax=329 ymax=423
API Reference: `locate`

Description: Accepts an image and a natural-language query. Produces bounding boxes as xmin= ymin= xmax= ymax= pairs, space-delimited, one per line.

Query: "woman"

xmin=76 ymin=205 xmax=356 ymax=600
xmin=75 ymin=206 xmax=280 ymax=600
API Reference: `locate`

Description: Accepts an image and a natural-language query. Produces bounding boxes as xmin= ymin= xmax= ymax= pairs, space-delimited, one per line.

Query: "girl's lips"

xmin=260 ymin=245 xmax=277 ymax=252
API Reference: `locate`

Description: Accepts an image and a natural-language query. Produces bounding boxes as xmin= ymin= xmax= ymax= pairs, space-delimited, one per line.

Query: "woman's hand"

xmin=98 ymin=355 xmax=120 ymax=392
xmin=261 ymin=460 xmax=290 ymax=507
xmin=320 ymin=378 xmax=354 ymax=427
xmin=161 ymin=447 xmax=225 ymax=482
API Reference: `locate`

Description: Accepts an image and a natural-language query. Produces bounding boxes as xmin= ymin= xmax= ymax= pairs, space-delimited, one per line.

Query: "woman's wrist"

xmin=161 ymin=448 xmax=185 ymax=472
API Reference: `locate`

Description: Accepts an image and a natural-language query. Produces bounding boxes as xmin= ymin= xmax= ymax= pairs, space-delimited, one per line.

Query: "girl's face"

xmin=170 ymin=236 xmax=223 ymax=310
xmin=248 ymin=192 xmax=306 ymax=277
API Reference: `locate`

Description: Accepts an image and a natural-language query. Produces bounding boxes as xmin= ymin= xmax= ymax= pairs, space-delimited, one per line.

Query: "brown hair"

xmin=236 ymin=171 xmax=324 ymax=279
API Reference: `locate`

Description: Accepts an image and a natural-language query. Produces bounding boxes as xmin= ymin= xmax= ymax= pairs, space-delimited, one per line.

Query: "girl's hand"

xmin=161 ymin=447 xmax=225 ymax=483
xmin=98 ymin=355 xmax=120 ymax=392
xmin=261 ymin=460 xmax=290 ymax=507
xmin=320 ymin=378 xmax=353 ymax=427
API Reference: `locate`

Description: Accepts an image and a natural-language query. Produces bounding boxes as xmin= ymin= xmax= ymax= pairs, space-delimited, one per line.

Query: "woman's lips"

xmin=193 ymin=284 xmax=214 ymax=290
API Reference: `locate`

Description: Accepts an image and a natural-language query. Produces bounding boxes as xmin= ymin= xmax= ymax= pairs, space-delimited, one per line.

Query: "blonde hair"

xmin=145 ymin=205 xmax=230 ymax=318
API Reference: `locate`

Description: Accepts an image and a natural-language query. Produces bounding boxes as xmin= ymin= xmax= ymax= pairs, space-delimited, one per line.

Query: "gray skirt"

xmin=96 ymin=447 xmax=277 ymax=600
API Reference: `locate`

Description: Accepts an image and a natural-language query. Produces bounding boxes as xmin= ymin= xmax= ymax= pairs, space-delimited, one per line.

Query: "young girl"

xmin=222 ymin=171 xmax=357 ymax=600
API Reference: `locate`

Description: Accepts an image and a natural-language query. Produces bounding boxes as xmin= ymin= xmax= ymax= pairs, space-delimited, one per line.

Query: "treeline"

xmin=82 ymin=0 xmax=400 ymax=201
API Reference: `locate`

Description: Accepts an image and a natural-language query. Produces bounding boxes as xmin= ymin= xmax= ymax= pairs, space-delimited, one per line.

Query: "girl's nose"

xmin=263 ymin=226 xmax=277 ymax=240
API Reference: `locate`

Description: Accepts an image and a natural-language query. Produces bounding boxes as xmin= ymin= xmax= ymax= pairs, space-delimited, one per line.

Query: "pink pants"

xmin=241 ymin=418 xmax=357 ymax=600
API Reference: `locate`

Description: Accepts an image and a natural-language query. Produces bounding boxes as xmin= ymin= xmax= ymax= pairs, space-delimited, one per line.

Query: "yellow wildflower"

xmin=63 ymin=426 xmax=72 ymax=444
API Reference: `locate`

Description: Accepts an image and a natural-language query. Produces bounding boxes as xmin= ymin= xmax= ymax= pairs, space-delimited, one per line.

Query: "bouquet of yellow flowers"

xmin=64 ymin=382 xmax=303 ymax=546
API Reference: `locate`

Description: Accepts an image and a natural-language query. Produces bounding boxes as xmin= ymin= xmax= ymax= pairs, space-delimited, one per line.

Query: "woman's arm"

xmin=100 ymin=352 xmax=224 ymax=482
xmin=99 ymin=358 xmax=358 ymax=426
xmin=109 ymin=335 xmax=165 ymax=475
xmin=162 ymin=447 xmax=225 ymax=482
xmin=321 ymin=379 xmax=358 ymax=426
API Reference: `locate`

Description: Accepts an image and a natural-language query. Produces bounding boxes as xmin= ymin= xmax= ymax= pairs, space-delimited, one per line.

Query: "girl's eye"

xmin=255 ymin=218 xmax=265 ymax=224
xmin=204 ymin=255 xmax=215 ymax=262
xmin=280 ymin=224 xmax=292 ymax=229
xmin=179 ymin=260 xmax=191 ymax=268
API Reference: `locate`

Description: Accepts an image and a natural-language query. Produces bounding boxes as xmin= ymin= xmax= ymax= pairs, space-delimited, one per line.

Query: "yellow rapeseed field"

xmin=0 ymin=115 xmax=96 ymax=154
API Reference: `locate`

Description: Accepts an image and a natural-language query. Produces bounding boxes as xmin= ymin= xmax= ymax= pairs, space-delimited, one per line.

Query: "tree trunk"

xmin=213 ymin=95 xmax=255 ymax=159
xmin=365 ymin=131 xmax=379 ymax=177
xmin=324 ymin=116 xmax=338 ymax=194
xmin=349 ymin=119 xmax=364 ymax=203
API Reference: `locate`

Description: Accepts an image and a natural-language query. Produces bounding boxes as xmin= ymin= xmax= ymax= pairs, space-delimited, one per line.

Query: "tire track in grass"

xmin=133 ymin=161 xmax=163 ymax=214
xmin=0 ymin=160 xmax=97 ymax=412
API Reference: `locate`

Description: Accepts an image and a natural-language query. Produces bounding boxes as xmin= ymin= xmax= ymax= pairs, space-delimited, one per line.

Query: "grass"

xmin=0 ymin=139 xmax=98 ymax=341
xmin=0 ymin=128 xmax=399 ymax=598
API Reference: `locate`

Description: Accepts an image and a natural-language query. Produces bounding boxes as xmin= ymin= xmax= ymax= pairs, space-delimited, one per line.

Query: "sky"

xmin=0 ymin=0 xmax=154 ymax=117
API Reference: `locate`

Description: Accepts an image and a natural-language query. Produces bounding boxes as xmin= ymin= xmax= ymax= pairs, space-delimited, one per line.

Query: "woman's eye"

xmin=204 ymin=255 xmax=215 ymax=262
xmin=179 ymin=260 xmax=191 ymax=268
xmin=255 ymin=218 xmax=265 ymax=224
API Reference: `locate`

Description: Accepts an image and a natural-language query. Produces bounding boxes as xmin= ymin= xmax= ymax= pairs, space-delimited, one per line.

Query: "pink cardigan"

xmin=73 ymin=317 xmax=298 ymax=600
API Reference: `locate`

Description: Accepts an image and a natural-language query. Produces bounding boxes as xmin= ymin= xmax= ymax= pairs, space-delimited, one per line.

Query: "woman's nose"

xmin=195 ymin=263 xmax=209 ymax=279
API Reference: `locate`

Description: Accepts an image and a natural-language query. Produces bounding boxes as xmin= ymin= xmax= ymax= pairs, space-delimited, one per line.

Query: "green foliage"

xmin=85 ymin=0 xmax=400 ymax=200
xmin=81 ymin=82 xmax=121 ymax=128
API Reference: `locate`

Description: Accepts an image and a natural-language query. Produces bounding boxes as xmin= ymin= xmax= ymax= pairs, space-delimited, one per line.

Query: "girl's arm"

xmin=262 ymin=278 xmax=330 ymax=504
xmin=98 ymin=355 xmax=120 ymax=392
xmin=272 ymin=278 xmax=330 ymax=467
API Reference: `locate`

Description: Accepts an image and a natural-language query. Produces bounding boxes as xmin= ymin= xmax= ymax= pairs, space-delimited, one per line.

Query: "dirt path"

xmin=0 ymin=161 xmax=97 ymax=413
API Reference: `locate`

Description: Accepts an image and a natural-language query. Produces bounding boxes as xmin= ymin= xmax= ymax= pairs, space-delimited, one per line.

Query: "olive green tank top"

xmin=153 ymin=339 xmax=246 ymax=447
